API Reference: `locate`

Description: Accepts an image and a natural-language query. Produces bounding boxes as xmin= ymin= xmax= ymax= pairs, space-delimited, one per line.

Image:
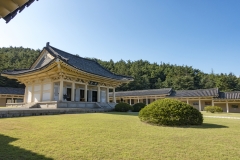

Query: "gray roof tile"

xmin=0 ymin=87 xmax=25 ymax=95
xmin=109 ymin=88 xmax=172 ymax=97
xmin=168 ymin=88 xmax=219 ymax=97
xmin=218 ymin=91 xmax=240 ymax=99
xmin=47 ymin=46 xmax=133 ymax=80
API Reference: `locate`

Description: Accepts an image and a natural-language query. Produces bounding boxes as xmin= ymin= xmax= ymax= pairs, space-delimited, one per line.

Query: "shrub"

xmin=115 ymin=102 xmax=133 ymax=112
xmin=139 ymin=98 xmax=203 ymax=126
xmin=204 ymin=106 xmax=223 ymax=113
xmin=132 ymin=103 xmax=146 ymax=112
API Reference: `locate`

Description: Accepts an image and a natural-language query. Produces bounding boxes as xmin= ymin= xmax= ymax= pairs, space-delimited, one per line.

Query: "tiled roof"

xmin=218 ymin=91 xmax=240 ymax=99
xmin=2 ymin=43 xmax=133 ymax=81
xmin=168 ymin=88 xmax=219 ymax=97
xmin=0 ymin=87 xmax=25 ymax=95
xmin=46 ymin=45 xmax=133 ymax=80
xmin=109 ymin=88 xmax=172 ymax=97
xmin=2 ymin=59 xmax=56 ymax=75
xmin=1 ymin=0 xmax=38 ymax=23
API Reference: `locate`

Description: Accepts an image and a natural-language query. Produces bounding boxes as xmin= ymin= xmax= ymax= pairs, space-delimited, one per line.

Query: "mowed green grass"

xmin=202 ymin=111 xmax=240 ymax=118
xmin=0 ymin=112 xmax=240 ymax=160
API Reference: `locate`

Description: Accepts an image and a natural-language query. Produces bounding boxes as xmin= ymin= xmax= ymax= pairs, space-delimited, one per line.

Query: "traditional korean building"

xmin=110 ymin=88 xmax=240 ymax=113
xmin=0 ymin=87 xmax=24 ymax=107
xmin=1 ymin=43 xmax=133 ymax=108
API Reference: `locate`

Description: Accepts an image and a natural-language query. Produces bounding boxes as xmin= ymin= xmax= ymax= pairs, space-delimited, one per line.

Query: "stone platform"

xmin=0 ymin=108 xmax=112 ymax=118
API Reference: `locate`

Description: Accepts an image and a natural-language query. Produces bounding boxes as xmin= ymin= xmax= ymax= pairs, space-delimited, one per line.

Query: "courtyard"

xmin=0 ymin=112 xmax=239 ymax=159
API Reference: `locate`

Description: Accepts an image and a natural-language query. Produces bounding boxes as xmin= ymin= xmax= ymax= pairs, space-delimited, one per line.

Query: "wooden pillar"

xmin=186 ymin=99 xmax=189 ymax=104
xmin=199 ymin=99 xmax=201 ymax=111
xmin=130 ymin=98 xmax=132 ymax=105
xmin=138 ymin=97 xmax=139 ymax=103
xmin=31 ymin=84 xmax=34 ymax=102
xmin=146 ymin=97 xmax=148 ymax=105
xmin=84 ymin=83 xmax=88 ymax=102
xmin=106 ymin=87 xmax=109 ymax=103
xmin=97 ymin=86 xmax=101 ymax=102
xmin=71 ymin=82 xmax=75 ymax=101
xmin=40 ymin=82 xmax=43 ymax=102
xmin=226 ymin=102 xmax=229 ymax=113
xmin=24 ymin=85 xmax=27 ymax=103
xmin=113 ymin=87 xmax=116 ymax=103
xmin=59 ymin=80 xmax=63 ymax=101
xmin=212 ymin=99 xmax=214 ymax=106
xmin=50 ymin=82 xmax=54 ymax=101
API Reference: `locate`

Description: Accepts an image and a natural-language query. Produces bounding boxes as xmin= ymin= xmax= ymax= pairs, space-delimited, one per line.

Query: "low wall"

xmin=0 ymin=108 xmax=110 ymax=118
xmin=5 ymin=101 xmax=115 ymax=110
xmin=38 ymin=101 xmax=57 ymax=109
xmin=57 ymin=102 xmax=98 ymax=108
xmin=6 ymin=103 xmax=25 ymax=108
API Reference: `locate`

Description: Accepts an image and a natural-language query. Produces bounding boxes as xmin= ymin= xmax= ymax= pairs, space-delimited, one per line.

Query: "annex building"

xmin=109 ymin=88 xmax=240 ymax=113
xmin=1 ymin=43 xmax=133 ymax=109
xmin=0 ymin=87 xmax=24 ymax=107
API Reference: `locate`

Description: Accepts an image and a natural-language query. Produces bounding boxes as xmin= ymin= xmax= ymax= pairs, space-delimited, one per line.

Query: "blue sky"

xmin=0 ymin=0 xmax=240 ymax=76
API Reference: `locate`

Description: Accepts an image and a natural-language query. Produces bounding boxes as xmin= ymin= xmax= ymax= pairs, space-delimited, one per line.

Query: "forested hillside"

xmin=95 ymin=59 xmax=240 ymax=91
xmin=0 ymin=47 xmax=240 ymax=91
xmin=0 ymin=47 xmax=40 ymax=88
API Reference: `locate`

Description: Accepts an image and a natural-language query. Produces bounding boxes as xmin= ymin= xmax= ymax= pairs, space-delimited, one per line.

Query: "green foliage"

xmin=115 ymin=102 xmax=133 ymax=112
xmin=132 ymin=103 xmax=146 ymax=112
xmin=204 ymin=106 xmax=223 ymax=113
xmin=139 ymin=99 xmax=203 ymax=126
xmin=96 ymin=59 xmax=240 ymax=92
xmin=0 ymin=47 xmax=40 ymax=88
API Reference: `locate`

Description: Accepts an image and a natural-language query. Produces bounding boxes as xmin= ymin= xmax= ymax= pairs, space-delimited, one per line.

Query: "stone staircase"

xmin=96 ymin=102 xmax=116 ymax=110
xmin=24 ymin=102 xmax=39 ymax=108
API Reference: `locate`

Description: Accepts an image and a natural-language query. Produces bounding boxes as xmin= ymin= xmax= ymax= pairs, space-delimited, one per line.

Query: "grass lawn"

xmin=0 ymin=112 xmax=240 ymax=160
xmin=202 ymin=111 xmax=240 ymax=118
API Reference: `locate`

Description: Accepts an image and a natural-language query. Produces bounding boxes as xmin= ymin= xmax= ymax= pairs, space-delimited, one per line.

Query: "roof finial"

xmin=46 ymin=42 xmax=50 ymax=47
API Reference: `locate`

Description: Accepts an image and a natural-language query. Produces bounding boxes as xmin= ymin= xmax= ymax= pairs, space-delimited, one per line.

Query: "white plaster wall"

xmin=27 ymin=86 xmax=32 ymax=103
xmin=34 ymin=93 xmax=40 ymax=102
xmin=33 ymin=84 xmax=41 ymax=102
xmin=43 ymin=84 xmax=51 ymax=90
xmin=34 ymin=85 xmax=41 ymax=92
xmin=88 ymin=90 xmax=92 ymax=102
xmin=54 ymin=84 xmax=59 ymax=101
xmin=101 ymin=90 xmax=106 ymax=102
xmin=42 ymin=83 xmax=51 ymax=101
xmin=76 ymin=88 xmax=80 ymax=101
xmin=43 ymin=93 xmax=51 ymax=101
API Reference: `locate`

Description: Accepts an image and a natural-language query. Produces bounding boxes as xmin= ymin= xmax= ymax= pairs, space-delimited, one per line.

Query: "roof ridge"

xmin=175 ymin=88 xmax=218 ymax=92
xmin=116 ymin=88 xmax=172 ymax=92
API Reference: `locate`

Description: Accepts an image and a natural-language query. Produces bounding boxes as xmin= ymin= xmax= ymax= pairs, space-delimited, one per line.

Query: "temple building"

xmin=1 ymin=43 xmax=133 ymax=108
xmin=109 ymin=88 xmax=240 ymax=113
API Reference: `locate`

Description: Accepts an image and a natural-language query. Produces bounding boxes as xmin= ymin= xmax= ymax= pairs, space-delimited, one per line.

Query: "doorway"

xmin=66 ymin=88 xmax=71 ymax=101
xmin=92 ymin=91 xmax=97 ymax=102
xmin=80 ymin=89 xmax=84 ymax=101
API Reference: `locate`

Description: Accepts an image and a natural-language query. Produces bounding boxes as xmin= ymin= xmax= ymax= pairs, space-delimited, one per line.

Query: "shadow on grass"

xmin=105 ymin=112 xmax=139 ymax=116
xmin=189 ymin=123 xmax=228 ymax=129
xmin=0 ymin=134 xmax=53 ymax=160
